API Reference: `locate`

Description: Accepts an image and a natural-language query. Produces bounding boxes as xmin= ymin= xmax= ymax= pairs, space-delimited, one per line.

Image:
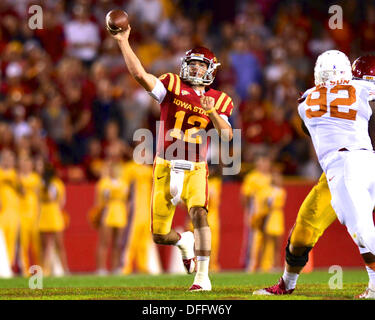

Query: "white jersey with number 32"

xmin=298 ymin=79 xmax=375 ymax=172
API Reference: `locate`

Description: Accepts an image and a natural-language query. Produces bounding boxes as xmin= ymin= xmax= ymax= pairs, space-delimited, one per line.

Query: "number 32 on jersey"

xmin=305 ymin=84 xmax=357 ymax=120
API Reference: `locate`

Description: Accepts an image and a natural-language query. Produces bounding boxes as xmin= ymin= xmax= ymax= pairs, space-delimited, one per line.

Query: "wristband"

xmin=206 ymin=108 xmax=215 ymax=114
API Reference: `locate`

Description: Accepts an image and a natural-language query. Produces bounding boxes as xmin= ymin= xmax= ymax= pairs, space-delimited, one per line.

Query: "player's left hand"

xmin=200 ymin=94 xmax=215 ymax=112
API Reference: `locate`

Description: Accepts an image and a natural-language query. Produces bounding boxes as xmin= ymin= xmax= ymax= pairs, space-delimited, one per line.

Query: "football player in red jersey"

xmin=110 ymin=25 xmax=234 ymax=291
xmin=254 ymin=55 xmax=375 ymax=299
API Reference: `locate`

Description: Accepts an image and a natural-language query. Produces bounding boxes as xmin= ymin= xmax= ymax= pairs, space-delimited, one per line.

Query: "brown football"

xmin=105 ymin=9 xmax=129 ymax=35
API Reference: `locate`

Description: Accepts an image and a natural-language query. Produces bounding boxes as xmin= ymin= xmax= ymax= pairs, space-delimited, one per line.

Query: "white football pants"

xmin=326 ymin=149 xmax=375 ymax=255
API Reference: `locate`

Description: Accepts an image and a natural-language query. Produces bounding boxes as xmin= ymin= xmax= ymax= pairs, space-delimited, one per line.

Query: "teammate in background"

xmin=110 ymin=24 xmax=234 ymax=290
xmin=240 ymin=153 xmax=272 ymax=272
xmin=245 ymin=165 xmax=285 ymax=273
xmin=254 ymin=52 xmax=375 ymax=298
xmin=95 ymin=160 xmax=129 ymax=275
xmin=39 ymin=163 xmax=69 ymax=276
xmin=0 ymin=149 xmax=21 ymax=269
xmin=18 ymin=155 xmax=42 ymax=276
xmin=121 ymin=159 xmax=156 ymax=274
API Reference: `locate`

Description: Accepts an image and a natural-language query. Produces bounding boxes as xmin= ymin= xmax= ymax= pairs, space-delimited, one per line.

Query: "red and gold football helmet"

xmin=352 ymin=55 xmax=375 ymax=82
xmin=180 ymin=46 xmax=221 ymax=86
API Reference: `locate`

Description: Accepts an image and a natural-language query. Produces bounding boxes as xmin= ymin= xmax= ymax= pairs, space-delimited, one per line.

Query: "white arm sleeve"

xmin=219 ymin=114 xmax=231 ymax=127
xmin=147 ymin=78 xmax=167 ymax=104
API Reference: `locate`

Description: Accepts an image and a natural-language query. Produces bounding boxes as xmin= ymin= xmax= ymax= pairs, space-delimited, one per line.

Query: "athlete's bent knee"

xmin=190 ymin=207 xmax=207 ymax=218
xmin=190 ymin=207 xmax=208 ymax=227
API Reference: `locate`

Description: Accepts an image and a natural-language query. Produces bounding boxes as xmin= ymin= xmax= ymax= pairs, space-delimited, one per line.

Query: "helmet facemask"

xmin=180 ymin=56 xmax=220 ymax=86
xmin=314 ymin=50 xmax=352 ymax=86
xmin=315 ymin=70 xmax=350 ymax=85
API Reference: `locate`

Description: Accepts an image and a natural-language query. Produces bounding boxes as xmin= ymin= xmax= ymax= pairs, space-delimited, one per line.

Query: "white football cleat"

xmin=177 ymin=231 xmax=196 ymax=274
xmin=189 ymin=277 xmax=212 ymax=291
xmin=356 ymin=287 xmax=375 ymax=299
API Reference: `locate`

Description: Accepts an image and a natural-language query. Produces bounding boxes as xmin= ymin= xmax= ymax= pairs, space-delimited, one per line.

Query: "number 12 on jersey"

xmin=170 ymin=111 xmax=209 ymax=144
xmin=306 ymin=84 xmax=357 ymax=120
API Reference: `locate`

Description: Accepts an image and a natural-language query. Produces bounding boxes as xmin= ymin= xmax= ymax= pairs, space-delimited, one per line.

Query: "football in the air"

xmin=105 ymin=9 xmax=129 ymax=35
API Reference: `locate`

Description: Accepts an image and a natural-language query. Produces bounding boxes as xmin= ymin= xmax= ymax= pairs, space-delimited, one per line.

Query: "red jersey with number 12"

xmin=156 ymin=73 xmax=234 ymax=162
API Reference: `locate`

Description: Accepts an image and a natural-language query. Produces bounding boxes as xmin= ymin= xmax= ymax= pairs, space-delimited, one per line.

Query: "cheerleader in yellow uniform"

xmin=95 ymin=160 xmax=129 ymax=274
xmin=39 ymin=164 xmax=69 ymax=276
xmin=121 ymin=161 xmax=155 ymax=274
xmin=257 ymin=169 xmax=286 ymax=272
xmin=0 ymin=149 xmax=21 ymax=268
xmin=18 ymin=155 xmax=42 ymax=276
xmin=240 ymin=154 xmax=272 ymax=271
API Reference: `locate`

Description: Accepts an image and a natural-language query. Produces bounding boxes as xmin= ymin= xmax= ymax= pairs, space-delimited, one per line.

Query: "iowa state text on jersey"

xmin=156 ymin=73 xmax=234 ymax=162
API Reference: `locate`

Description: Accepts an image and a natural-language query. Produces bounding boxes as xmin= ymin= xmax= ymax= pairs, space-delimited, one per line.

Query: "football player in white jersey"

xmin=300 ymin=51 xmax=375 ymax=254
xmin=254 ymin=51 xmax=375 ymax=298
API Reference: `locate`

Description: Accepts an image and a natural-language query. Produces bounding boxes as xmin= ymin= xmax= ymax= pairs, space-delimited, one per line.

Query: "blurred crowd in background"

xmin=0 ymin=0 xmax=374 ymax=183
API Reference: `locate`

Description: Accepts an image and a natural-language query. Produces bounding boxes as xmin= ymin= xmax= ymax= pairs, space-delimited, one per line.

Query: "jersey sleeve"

xmin=298 ymin=88 xmax=311 ymax=103
xmin=297 ymin=88 xmax=313 ymax=120
xmin=149 ymin=73 xmax=182 ymax=104
xmin=159 ymin=73 xmax=182 ymax=95
xmin=214 ymin=92 xmax=234 ymax=118
xmin=297 ymin=102 xmax=305 ymax=121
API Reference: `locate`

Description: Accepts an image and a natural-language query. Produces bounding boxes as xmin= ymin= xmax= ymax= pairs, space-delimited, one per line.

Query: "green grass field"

xmin=0 ymin=269 xmax=370 ymax=300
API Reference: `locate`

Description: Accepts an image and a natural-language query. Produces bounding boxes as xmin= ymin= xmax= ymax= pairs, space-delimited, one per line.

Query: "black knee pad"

xmin=285 ymin=239 xmax=312 ymax=267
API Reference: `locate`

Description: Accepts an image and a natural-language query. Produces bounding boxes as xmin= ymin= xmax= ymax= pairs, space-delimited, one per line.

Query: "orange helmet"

xmin=180 ymin=46 xmax=220 ymax=86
